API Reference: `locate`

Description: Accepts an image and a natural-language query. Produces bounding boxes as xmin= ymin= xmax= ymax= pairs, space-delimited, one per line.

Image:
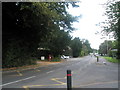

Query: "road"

xmin=1 ymin=56 xmax=119 ymax=89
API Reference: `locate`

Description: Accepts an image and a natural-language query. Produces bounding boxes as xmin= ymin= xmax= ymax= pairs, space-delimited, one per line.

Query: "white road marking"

xmin=46 ymin=70 xmax=54 ymax=74
xmin=72 ymin=71 xmax=74 ymax=74
xmin=0 ymin=76 xmax=36 ymax=87
xmin=16 ymin=71 xmax=23 ymax=76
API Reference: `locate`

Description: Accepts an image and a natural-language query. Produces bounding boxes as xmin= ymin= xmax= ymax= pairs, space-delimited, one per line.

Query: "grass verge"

xmin=103 ymin=57 xmax=120 ymax=63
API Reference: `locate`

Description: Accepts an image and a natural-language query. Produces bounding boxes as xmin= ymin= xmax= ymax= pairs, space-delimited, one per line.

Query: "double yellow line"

xmin=23 ymin=77 xmax=67 ymax=90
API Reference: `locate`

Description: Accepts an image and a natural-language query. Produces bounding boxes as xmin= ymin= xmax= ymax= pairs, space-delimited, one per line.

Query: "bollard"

xmin=67 ymin=70 xmax=72 ymax=90
xmin=97 ymin=56 xmax=99 ymax=62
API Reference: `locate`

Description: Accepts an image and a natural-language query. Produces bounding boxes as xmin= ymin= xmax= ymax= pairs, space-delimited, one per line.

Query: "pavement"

xmin=1 ymin=55 xmax=119 ymax=89
xmin=73 ymin=57 xmax=119 ymax=88
xmin=1 ymin=60 xmax=63 ymax=74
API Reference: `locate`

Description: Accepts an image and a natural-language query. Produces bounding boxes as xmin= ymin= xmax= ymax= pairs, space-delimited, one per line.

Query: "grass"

xmin=103 ymin=57 xmax=120 ymax=63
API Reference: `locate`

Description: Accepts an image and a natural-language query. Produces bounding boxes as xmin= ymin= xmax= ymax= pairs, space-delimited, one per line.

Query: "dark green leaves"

xmin=2 ymin=2 xmax=79 ymax=68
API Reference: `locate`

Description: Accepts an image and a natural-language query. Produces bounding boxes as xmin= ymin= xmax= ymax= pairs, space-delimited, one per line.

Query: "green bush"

xmin=80 ymin=51 xmax=85 ymax=57
xmin=51 ymin=57 xmax=61 ymax=62
xmin=2 ymin=41 xmax=37 ymax=68
xmin=104 ymin=57 xmax=120 ymax=63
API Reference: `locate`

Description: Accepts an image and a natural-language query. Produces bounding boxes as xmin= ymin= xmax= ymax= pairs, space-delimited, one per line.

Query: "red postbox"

xmin=48 ymin=55 xmax=52 ymax=61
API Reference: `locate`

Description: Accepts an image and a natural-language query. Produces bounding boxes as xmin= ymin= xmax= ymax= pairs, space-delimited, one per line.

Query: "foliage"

xmin=48 ymin=30 xmax=72 ymax=57
xmin=82 ymin=40 xmax=92 ymax=55
xmin=80 ymin=50 xmax=85 ymax=57
xmin=2 ymin=40 xmax=36 ymax=68
xmin=2 ymin=2 xmax=79 ymax=68
xmin=70 ymin=37 xmax=82 ymax=57
xmin=51 ymin=57 xmax=61 ymax=62
xmin=102 ymin=1 xmax=120 ymax=59
xmin=99 ymin=40 xmax=117 ymax=56
xmin=104 ymin=57 xmax=120 ymax=63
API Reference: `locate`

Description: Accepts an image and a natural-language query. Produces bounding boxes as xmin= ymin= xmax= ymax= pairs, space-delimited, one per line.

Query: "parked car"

xmin=61 ymin=55 xmax=70 ymax=59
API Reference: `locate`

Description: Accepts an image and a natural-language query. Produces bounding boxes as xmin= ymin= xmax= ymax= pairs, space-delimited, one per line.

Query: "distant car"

xmin=64 ymin=56 xmax=70 ymax=59
xmin=61 ymin=55 xmax=70 ymax=59
xmin=94 ymin=53 xmax=99 ymax=57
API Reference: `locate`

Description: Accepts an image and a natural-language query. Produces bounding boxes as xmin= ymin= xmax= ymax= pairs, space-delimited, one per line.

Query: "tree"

xmin=2 ymin=2 xmax=79 ymax=68
xmin=70 ymin=37 xmax=82 ymax=57
xmin=99 ymin=40 xmax=117 ymax=56
xmin=99 ymin=41 xmax=108 ymax=55
xmin=84 ymin=40 xmax=92 ymax=54
xmin=102 ymin=1 xmax=120 ymax=59
xmin=80 ymin=39 xmax=92 ymax=56
xmin=47 ymin=30 xmax=72 ymax=57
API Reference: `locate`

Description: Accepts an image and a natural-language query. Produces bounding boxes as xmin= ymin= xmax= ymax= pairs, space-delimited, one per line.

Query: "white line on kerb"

xmin=0 ymin=76 xmax=36 ymax=87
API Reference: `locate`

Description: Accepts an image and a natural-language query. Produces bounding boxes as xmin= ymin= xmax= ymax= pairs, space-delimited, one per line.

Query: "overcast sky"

xmin=67 ymin=0 xmax=115 ymax=49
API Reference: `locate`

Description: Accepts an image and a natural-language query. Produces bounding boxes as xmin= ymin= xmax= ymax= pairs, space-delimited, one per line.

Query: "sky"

xmin=67 ymin=0 xmax=115 ymax=49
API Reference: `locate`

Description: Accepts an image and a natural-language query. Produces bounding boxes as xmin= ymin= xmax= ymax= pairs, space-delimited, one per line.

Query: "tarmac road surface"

xmin=1 ymin=55 xmax=119 ymax=89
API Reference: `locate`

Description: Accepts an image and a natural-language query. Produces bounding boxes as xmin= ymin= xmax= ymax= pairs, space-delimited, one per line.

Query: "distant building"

xmin=111 ymin=49 xmax=118 ymax=52
xmin=36 ymin=48 xmax=51 ymax=60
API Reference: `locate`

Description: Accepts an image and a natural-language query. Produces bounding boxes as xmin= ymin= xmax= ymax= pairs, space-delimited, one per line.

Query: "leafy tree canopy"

xmin=70 ymin=37 xmax=82 ymax=57
xmin=2 ymin=2 xmax=79 ymax=68
xmin=100 ymin=0 xmax=120 ymax=59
